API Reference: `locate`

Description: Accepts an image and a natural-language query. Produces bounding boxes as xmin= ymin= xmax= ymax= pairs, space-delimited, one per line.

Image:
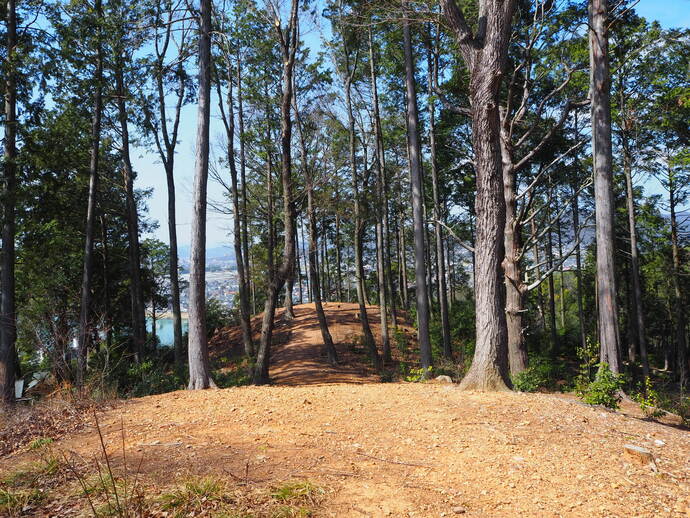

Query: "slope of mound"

xmin=210 ymin=302 xmax=418 ymax=384
xmin=1 ymin=384 xmax=688 ymax=517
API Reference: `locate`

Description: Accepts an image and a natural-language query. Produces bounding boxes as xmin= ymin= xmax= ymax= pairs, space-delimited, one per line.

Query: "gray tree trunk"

xmin=441 ymin=0 xmax=514 ymax=390
xmin=0 ymin=0 xmax=17 ymax=404
xmin=669 ymin=167 xmax=688 ymax=389
xmin=219 ymin=56 xmax=253 ymax=357
xmin=623 ymin=149 xmax=649 ymax=378
xmin=369 ymin=27 xmax=391 ymax=363
xmin=115 ymin=55 xmax=146 ymax=360
xmin=589 ymin=0 xmax=621 ymax=373
xmin=187 ymin=0 xmax=215 ymax=389
xmin=77 ymin=0 xmax=104 ymax=386
xmin=253 ymin=0 xmax=299 ymax=384
xmin=403 ymin=11 xmax=431 ymax=370
xmin=427 ymin=33 xmax=451 ymax=360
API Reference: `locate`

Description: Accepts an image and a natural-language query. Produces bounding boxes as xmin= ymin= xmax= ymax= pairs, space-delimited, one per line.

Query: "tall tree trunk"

xmin=342 ymin=50 xmax=381 ymax=371
xmin=115 ymin=56 xmax=146 ymax=360
xmin=399 ymin=213 xmax=409 ymax=309
xmin=77 ymin=0 xmax=104 ymax=386
xmin=100 ymin=215 xmax=112 ymax=349
xmin=403 ymin=11 xmax=431 ymax=370
xmin=369 ymin=27 xmax=391 ymax=363
xmin=293 ymin=87 xmax=338 ymax=364
xmin=219 ymin=57 xmax=253 ymax=357
xmin=187 ymin=0 xmax=215 ymax=389
xmin=556 ymin=217 xmax=566 ymax=329
xmin=499 ymin=113 xmax=528 ymax=374
xmin=237 ymin=51 xmax=251 ymax=314
xmin=571 ymin=187 xmax=587 ymax=353
xmin=669 ymin=166 xmax=688 ymax=389
xmin=589 ymin=0 xmax=621 ymax=373
xmin=427 ymin=36 xmax=451 ymax=359
xmin=335 ymin=207 xmax=343 ymax=301
xmin=441 ymin=0 xmax=513 ymax=391
xmin=547 ymin=230 xmax=558 ymax=355
xmin=253 ymin=0 xmax=299 ymax=384
xmin=622 ymin=148 xmax=649 ymax=378
xmin=0 ymin=0 xmax=17 ymax=405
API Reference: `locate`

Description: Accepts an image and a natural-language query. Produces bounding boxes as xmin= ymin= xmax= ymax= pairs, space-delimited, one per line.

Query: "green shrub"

xmin=511 ymin=356 xmax=559 ymax=392
xmin=577 ymin=363 xmax=624 ymax=409
xmin=632 ymin=377 xmax=666 ymax=420
xmin=126 ymin=360 xmax=185 ymax=398
xmin=404 ymin=366 xmax=432 ymax=382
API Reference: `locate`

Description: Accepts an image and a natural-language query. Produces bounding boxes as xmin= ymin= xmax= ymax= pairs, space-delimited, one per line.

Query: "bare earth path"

xmin=2 ymin=304 xmax=689 ymax=517
xmin=268 ymin=303 xmax=384 ymax=385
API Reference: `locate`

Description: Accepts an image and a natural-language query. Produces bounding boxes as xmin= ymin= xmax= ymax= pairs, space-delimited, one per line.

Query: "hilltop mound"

xmin=210 ymin=302 xmax=419 ymax=385
xmin=1 ymin=304 xmax=688 ymax=517
xmin=1 ymin=384 xmax=688 ymax=517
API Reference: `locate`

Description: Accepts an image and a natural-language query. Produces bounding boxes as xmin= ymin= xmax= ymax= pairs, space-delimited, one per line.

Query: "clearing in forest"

xmin=1 ymin=303 xmax=689 ymax=517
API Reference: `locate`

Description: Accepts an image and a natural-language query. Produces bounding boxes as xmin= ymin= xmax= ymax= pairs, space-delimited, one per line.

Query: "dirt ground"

xmin=1 ymin=303 xmax=689 ymax=517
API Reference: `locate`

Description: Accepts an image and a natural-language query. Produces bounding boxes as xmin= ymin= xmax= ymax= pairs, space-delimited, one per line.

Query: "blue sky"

xmin=133 ymin=0 xmax=690 ymax=248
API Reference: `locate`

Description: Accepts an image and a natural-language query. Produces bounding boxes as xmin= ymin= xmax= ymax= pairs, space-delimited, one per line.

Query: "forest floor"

xmin=1 ymin=303 xmax=689 ymax=517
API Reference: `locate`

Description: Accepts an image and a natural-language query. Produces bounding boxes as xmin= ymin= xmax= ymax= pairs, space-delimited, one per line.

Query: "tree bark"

xmin=187 ymin=0 xmax=215 ymax=389
xmin=589 ymin=0 xmax=621 ymax=373
xmin=403 ymin=10 xmax=432 ymax=371
xmin=115 ymin=54 xmax=146 ymax=360
xmin=77 ymin=0 xmax=104 ymax=386
xmin=427 ymin=31 xmax=451 ymax=359
xmin=623 ymin=148 xmax=649 ymax=378
xmin=253 ymin=0 xmax=299 ymax=384
xmin=218 ymin=54 xmax=253 ymax=357
xmin=0 ymin=0 xmax=17 ymax=405
xmin=293 ymin=87 xmax=338 ymax=365
xmin=669 ymin=165 xmax=688 ymax=389
xmin=441 ymin=0 xmax=514 ymax=390
xmin=369 ymin=27 xmax=392 ymax=363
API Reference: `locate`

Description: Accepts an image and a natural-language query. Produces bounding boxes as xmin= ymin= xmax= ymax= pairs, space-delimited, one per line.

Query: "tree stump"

xmin=623 ymin=444 xmax=657 ymax=471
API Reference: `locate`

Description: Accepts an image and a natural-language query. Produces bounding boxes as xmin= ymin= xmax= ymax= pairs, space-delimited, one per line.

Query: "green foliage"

xmin=125 ymin=360 xmax=185 ymax=398
xmin=0 ymin=487 xmax=44 ymax=517
xmin=577 ymin=363 xmax=625 ymax=409
xmin=212 ymin=357 xmax=253 ymax=388
xmin=632 ymin=377 xmax=666 ymax=420
xmin=404 ymin=366 xmax=433 ymax=382
xmin=512 ymin=356 xmax=561 ymax=393
xmin=206 ymin=298 xmax=234 ymax=339
xmin=160 ymin=477 xmax=230 ymax=517
xmin=27 ymin=438 xmax=54 ymax=451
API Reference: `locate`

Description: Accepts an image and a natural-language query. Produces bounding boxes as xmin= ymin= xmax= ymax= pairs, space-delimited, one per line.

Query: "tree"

xmin=187 ymin=0 xmax=216 ymax=390
xmin=440 ymin=0 xmax=515 ymax=390
xmin=402 ymin=3 xmax=431 ymax=371
xmin=253 ymin=0 xmax=300 ymax=384
xmin=589 ymin=0 xmax=621 ymax=373
xmin=141 ymin=0 xmax=192 ymax=369
xmin=76 ymin=0 xmax=105 ymax=386
xmin=0 ymin=0 xmax=18 ymax=405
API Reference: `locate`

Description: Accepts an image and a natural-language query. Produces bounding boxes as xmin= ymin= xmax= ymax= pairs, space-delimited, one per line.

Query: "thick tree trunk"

xmin=77 ymin=0 xmax=104 ymax=386
xmin=115 ymin=57 xmax=146 ymax=359
xmin=589 ymin=0 xmax=621 ymax=373
xmin=253 ymin=0 xmax=299 ymax=384
xmin=547 ymin=231 xmax=558 ymax=355
xmin=403 ymin=13 xmax=431 ymax=370
xmin=187 ymin=0 xmax=215 ymax=389
xmin=428 ymin=38 xmax=451 ymax=359
xmin=442 ymin=0 xmax=513 ymax=390
xmin=0 ymin=0 xmax=17 ymax=405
